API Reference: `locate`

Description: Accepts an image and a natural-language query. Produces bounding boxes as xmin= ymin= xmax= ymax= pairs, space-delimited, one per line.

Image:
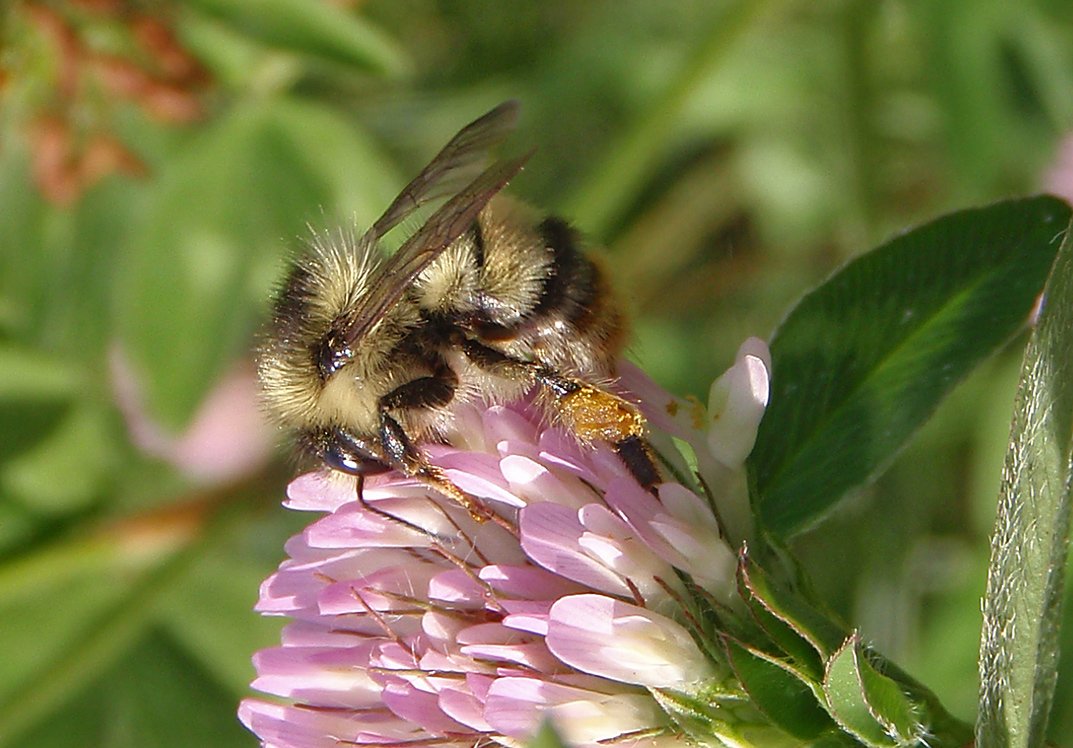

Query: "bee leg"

xmin=459 ymin=339 xmax=662 ymax=491
xmin=377 ymin=410 xmax=496 ymax=522
xmin=377 ymin=367 xmax=497 ymax=522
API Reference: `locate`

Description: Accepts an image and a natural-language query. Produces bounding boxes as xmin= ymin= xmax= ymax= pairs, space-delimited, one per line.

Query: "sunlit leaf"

xmin=855 ymin=651 xmax=925 ymax=746
xmin=750 ymin=196 xmax=1072 ymax=536
xmin=823 ymin=634 xmax=931 ymax=747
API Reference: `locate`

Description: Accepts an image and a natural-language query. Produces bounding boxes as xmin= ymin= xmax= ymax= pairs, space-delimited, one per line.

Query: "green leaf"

xmin=0 ymin=564 xmax=132 ymax=709
xmin=0 ymin=154 xmax=51 ymax=340
xmin=0 ymin=401 xmax=70 ymax=465
xmin=0 ymin=344 xmax=79 ymax=463
xmin=977 ymin=218 xmax=1073 ymax=746
xmin=161 ymin=546 xmax=287 ymax=694
xmin=564 ymin=1 xmax=767 ymax=238
xmin=8 ymin=629 xmax=249 ymax=748
xmin=186 ymin=0 xmax=408 ymax=76
xmin=724 ymin=637 xmax=833 ymax=740
xmin=116 ymin=99 xmax=399 ymax=428
xmin=0 ymin=498 xmax=245 ymax=745
xmin=749 ymin=195 xmax=1072 ymax=536
xmin=649 ymin=686 xmax=751 ymax=748
xmin=0 ymin=345 xmax=78 ymax=401
xmin=2 ymin=401 xmax=116 ymax=513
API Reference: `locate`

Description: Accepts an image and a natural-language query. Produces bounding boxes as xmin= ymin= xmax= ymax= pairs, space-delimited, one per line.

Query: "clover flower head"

xmin=241 ymin=338 xmax=771 ymax=748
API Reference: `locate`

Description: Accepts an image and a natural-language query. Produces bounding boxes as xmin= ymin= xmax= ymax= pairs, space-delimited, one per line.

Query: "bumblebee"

xmin=258 ymin=102 xmax=658 ymax=515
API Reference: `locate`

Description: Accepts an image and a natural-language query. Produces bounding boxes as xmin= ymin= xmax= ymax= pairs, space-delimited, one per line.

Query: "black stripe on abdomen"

xmin=530 ymin=216 xmax=597 ymax=324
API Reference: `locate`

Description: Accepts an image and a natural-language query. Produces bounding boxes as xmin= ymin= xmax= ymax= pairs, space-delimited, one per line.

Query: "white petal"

xmin=707 ymin=337 xmax=771 ymax=467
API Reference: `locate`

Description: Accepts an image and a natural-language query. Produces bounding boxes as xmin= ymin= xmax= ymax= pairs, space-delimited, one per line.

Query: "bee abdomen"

xmin=469 ymin=210 xmax=626 ymax=377
xmin=530 ymin=216 xmax=597 ymax=324
xmin=533 ymin=216 xmax=626 ymax=370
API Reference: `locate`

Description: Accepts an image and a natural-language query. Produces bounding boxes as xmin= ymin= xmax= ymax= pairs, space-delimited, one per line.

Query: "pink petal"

xmin=603 ymin=478 xmax=733 ymax=596
xmin=238 ymin=699 xmax=424 ymax=748
xmin=479 ymin=564 xmax=587 ymax=599
xmin=500 ymin=454 xmax=592 ymax=509
xmin=616 ymin=360 xmax=704 ymax=442
xmin=317 ymin=561 xmax=440 ymax=615
xmin=707 ymin=336 xmax=770 ymax=466
xmin=284 ymin=472 xmax=362 ymax=512
xmin=546 ymin=594 xmax=713 ymax=688
xmin=437 ymin=450 xmax=527 ymax=508
xmin=537 ymin=430 xmax=603 ymax=486
xmin=484 ymin=678 xmax=664 ymax=745
xmin=519 ymin=503 xmax=632 ymax=597
xmin=427 ymin=568 xmax=486 ymax=606
xmin=499 ymin=600 xmax=553 ymax=635
xmin=381 ymin=680 xmax=468 ymax=734
xmin=304 ymin=501 xmax=438 ymax=549
xmin=482 ymin=403 xmax=541 ymax=447
xmin=438 ymin=684 xmax=494 ymax=732
xmin=250 ymin=644 xmax=382 ymax=708
xmin=575 ymin=502 xmax=675 ymax=603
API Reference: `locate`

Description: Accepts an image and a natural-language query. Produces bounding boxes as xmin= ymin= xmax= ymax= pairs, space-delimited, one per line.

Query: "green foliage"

xmin=724 ymin=637 xmax=834 ymax=740
xmin=1 ymin=0 xmax=1073 ymax=745
xmin=823 ymin=635 xmax=924 ymax=747
xmin=185 ymin=0 xmax=407 ymax=75
xmin=115 ymin=99 xmax=399 ymax=426
xmin=526 ymin=722 xmax=570 ymax=748
xmin=977 ymin=214 xmax=1073 ymax=747
xmin=8 ymin=630 xmax=248 ymax=748
xmin=750 ymin=197 xmax=1072 ymax=536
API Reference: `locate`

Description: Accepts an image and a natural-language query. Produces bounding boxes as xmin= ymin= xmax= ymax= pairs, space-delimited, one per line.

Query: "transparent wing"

xmin=342 ymin=151 xmax=532 ymax=347
xmin=369 ymin=100 xmax=521 ymax=239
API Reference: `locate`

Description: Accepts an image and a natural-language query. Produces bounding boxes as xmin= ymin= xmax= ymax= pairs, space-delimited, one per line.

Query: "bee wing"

xmin=370 ymin=100 xmax=521 ymax=239
xmin=342 ymin=151 xmax=532 ymax=347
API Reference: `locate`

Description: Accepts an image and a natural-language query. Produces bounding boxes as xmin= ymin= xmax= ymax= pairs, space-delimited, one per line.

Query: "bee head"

xmin=297 ymin=427 xmax=391 ymax=476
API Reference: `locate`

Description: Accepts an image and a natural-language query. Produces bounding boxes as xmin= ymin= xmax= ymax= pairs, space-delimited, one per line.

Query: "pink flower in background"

xmin=240 ymin=339 xmax=771 ymax=748
xmin=110 ymin=345 xmax=274 ymax=483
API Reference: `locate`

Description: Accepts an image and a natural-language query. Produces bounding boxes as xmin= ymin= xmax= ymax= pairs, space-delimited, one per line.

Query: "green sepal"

xmin=650 ymin=682 xmax=753 ymax=748
xmin=823 ymin=634 xmax=926 ymax=747
xmin=723 ymin=636 xmax=834 ymax=740
xmin=737 ymin=546 xmax=847 ymax=666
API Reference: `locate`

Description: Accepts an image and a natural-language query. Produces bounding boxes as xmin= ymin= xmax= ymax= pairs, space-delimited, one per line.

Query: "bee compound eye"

xmin=316 ymin=332 xmax=353 ymax=379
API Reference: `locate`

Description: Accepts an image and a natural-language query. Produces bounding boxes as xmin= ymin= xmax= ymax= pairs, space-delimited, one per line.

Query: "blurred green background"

xmin=2 ymin=0 xmax=1073 ymax=745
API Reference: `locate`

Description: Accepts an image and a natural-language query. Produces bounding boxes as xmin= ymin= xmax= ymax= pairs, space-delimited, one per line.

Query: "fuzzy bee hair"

xmin=257 ymin=101 xmax=655 ymax=494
